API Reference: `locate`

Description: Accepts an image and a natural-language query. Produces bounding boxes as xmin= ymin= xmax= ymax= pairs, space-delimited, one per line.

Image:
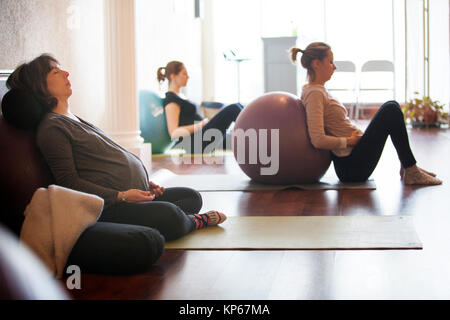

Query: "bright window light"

xmin=207 ymin=0 xmax=448 ymax=109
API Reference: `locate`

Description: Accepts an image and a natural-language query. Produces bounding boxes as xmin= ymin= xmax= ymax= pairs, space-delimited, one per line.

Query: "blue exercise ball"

xmin=139 ymin=90 xmax=173 ymax=154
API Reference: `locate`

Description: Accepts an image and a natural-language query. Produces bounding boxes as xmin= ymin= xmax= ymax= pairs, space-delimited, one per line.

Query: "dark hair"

xmin=157 ymin=61 xmax=184 ymax=84
xmin=6 ymin=53 xmax=59 ymax=114
xmin=290 ymin=42 xmax=331 ymax=81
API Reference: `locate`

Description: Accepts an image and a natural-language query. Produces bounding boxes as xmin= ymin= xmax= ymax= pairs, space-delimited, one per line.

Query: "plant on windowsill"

xmin=402 ymin=92 xmax=448 ymax=128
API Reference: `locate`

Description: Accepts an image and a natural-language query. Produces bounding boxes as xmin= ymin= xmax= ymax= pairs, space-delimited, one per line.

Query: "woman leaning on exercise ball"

xmin=157 ymin=61 xmax=243 ymax=153
xmin=290 ymin=42 xmax=441 ymax=185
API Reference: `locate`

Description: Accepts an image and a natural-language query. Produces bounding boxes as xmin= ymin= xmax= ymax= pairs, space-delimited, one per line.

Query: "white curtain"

xmin=135 ymin=0 xmax=203 ymax=103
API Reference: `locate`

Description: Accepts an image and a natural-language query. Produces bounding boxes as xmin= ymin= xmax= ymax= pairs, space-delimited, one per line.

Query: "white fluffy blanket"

xmin=20 ymin=185 xmax=103 ymax=279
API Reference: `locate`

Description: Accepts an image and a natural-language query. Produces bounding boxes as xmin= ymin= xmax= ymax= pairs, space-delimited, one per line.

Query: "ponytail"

xmin=289 ymin=42 xmax=331 ymax=81
xmin=156 ymin=61 xmax=184 ymax=84
xmin=289 ymin=47 xmax=303 ymax=64
xmin=156 ymin=67 xmax=166 ymax=83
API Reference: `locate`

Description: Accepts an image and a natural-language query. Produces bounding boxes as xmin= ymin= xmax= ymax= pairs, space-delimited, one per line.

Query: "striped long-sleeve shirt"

xmin=301 ymin=84 xmax=362 ymax=157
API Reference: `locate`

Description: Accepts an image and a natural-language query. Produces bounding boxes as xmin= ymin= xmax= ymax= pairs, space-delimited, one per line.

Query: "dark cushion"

xmin=0 ymin=116 xmax=54 ymax=235
xmin=1 ymin=89 xmax=44 ymax=131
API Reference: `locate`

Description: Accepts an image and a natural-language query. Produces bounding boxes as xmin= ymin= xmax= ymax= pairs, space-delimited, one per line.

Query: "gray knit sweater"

xmin=36 ymin=112 xmax=149 ymax=208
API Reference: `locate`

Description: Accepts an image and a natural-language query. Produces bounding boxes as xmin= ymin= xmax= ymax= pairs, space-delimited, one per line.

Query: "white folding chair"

xmin=326 ymin=61 xmax=358 ymax=119
xmin=355 ymin=60 xmax=395 ymax=119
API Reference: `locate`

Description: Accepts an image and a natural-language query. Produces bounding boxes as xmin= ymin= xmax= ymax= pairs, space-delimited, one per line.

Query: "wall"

xmin=208 ymin=0 xmax=264 ymax=105
xmin=0 ymin=0 xmax=107 ymax=128
xmin=135 ymin=0 xmax=202 ymax=104
xmin=0 ymin=0 xmax=204 ymax=146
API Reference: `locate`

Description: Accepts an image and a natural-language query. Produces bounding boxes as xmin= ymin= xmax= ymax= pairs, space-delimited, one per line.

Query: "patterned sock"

xmin=189 ymin=211 xmax=227 ymax=230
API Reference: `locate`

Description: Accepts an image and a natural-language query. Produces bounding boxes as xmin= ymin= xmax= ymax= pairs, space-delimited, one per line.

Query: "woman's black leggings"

xmin=66 ymin=187 xmax=201 ymax=275
xmin=177 ymin=103 xmax=243 ymax=153
xmin=332 ymin=100 xmax=417 ymax=182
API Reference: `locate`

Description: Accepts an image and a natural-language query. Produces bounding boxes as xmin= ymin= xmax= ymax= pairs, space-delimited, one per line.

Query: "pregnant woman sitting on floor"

xmin=157 ymin=61 xmax=243 ymax=153
xmin=290 ymin=42 xmax=441 ymax=186
xmin=6 ymin=54 xmax=226 ymax=273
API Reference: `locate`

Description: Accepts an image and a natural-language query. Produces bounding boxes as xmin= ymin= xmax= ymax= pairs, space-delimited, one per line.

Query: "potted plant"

xmin=402 ymin=92 xmax=448 ymax=128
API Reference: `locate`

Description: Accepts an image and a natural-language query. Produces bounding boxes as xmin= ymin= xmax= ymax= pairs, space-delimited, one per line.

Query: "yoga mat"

xmin=165 ymin=216 xmax=422 ymax=250
xmin=150 ymin=169 xmax=376 ymax=191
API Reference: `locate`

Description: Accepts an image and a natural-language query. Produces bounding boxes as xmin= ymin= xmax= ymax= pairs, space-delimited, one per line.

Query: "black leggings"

xmin=332 ymin=100 xmax=416 ymax=182
xmin=66 ymin=187 xmax=201 ymax=275
xmin=176 ymin=103 xmax=243 ymax=153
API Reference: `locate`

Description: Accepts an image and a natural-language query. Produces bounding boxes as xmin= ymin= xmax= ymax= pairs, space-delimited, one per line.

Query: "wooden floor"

xmin=66 ymin=122 xmax=450 ymax=300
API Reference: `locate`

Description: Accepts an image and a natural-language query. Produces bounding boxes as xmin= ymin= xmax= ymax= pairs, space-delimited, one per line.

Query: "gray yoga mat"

xmin=165 ymin=216 xmax=422 ymax=250
xmin=150 ymin=168 xmax=376 ymax=191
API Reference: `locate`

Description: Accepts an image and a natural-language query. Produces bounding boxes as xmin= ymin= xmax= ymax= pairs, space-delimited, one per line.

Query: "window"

xmin=207 ymin=0 xmax=449 ymax=110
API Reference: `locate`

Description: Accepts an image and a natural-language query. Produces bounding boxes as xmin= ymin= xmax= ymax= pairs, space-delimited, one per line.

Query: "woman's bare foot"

xmin=403 ymin=165 xmax=442 ymax=185
xmin=400 ymin=166 xmax=437 ymax=180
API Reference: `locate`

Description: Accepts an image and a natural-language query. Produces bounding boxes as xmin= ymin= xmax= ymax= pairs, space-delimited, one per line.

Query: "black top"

xmin=163 ymin=91 xmax=203 ymax=126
